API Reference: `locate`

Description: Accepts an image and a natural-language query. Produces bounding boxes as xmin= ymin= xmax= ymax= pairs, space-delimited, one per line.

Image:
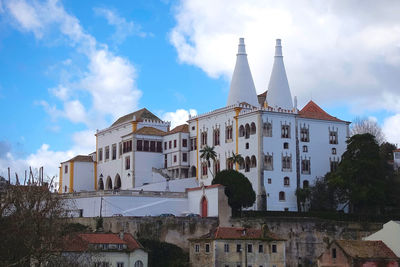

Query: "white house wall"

xmin=73 ymin=161 xmax=94 ymax=192
xmin=187 ymin=187 xmax=220 ymax=217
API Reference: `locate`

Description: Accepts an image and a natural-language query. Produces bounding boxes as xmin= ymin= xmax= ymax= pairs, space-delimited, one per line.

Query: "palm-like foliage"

xmin=228 ymin=152 xmax=244 ymax=170
xmin=200 ymin=145 xmax=217 ymax=177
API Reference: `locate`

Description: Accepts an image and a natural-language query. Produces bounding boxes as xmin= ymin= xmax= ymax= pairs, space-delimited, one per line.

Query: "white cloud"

xmin=170 ymin=0 xmax=400 ymax=113
xmin=94 ymin=7 xmax=148 ymax=44
xmin=63 ymin=100 xmax=87 ymax=124
xmin=161 ymin=109 xmax=197 ymax=128
xmin=383 ymin=114 xmax=400 ymax=146
xmin=6 ymin=0 xmax=43 ymax=38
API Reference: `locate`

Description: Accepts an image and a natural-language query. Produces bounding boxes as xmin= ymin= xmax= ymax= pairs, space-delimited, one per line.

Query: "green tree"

xmin=200 ymin=145 xmax=217 ymax=177
xmin=138 ymin=239 xmax=189 ymax=267
xmin=212 ymin=169 xmax=256 ymax=212
xmin=308 ymin=176 xmax=338 ymax=211
xmin=295 ymin=187 xmax=311 ymax=212
xmin=228 ymin=152 xmax=244 ymax=170
xmin=327 ymin=133 xmax=386 ymax=213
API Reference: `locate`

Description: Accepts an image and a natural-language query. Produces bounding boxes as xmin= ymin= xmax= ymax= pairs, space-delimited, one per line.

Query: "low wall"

xmin=70 ymin=216 xmax=383 ymax=266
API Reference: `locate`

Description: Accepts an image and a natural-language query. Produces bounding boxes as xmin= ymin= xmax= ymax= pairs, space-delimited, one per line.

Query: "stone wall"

xmin=70 ymin=216 xmax=383 ymax=266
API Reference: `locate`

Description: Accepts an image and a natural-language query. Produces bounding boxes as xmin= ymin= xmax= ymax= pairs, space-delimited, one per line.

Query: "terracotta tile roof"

xmin=192 ymin=227 xmax=284 ymax=241
xmin=62 ymin=233 xmax=142 ymax=252
xmin=165 ymin=124 xmax=189 ymax=135
xmin=394 ymin=149 xmax=400 ymax=152
xmin=336 ymin=240 xmax=398 ymax=259
xmin=112 ymin=108 xmax=162 ymax=127
xmin=298 ymin=100 xmax=345 ymax=122
xmin=134 ymin=126 xmax=166 ymax=136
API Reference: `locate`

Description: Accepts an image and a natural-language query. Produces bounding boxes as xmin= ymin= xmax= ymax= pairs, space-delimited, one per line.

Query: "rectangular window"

xmin=300 ymin=126 xmax=309 ymax=142
xmin=157 ymin=141 xmax=162 ymax=152
xmin=174 ymin=140 xmax=177 ymax=148
xmin=112 ymin=144 xmax=117 ymax=160
xmin=303 ymin=145 xmax=308 ymax=153
xmin=332 ymin=248 xmax=336 ymax=258
xmin=247 ymin=244 xmax=253 ymax=253
xmin=272 ymin=244 xmax=277 ymax=253
xmin=201 ymin=132 xmax=207 ymax=146
xmin=258 ymin=244 xmax=263 ymax=253
xmin=281 ymin=124 xmax=290 ymax=138
xmin=190 ymin=138 xmax=197 ymax=151
xmin=236 ymin=244 xmax=241 ymax=252
xmin=117 ymin=263 xmax=124 ymax=267
xmin=123 ymin=140 xmax=132 ymax=153
xmin=98 ymin=148 xmax=103 ymax=161
xmin=164 ymin=142 xmax=167 ymax=150
xmin=174 ymin=155 xmax=177 ymax=163
xmin=224 ymin=243 xmax=229 ymax=252
xmin=119 ymin=142 xmax=122 ymax=157
xmin=183 ymin=153 xmax=187 ymax=162
xmin=64 ymin=165 xmax=68 ymax=173
xmin=137 ymin=140 xmax=143 ymax=151
xmin=195 ymin=244 xmax=200 ymax=253
xmin=182 ymin=139 xmax=187 ymax=147
xmin=205 ymin=243 xmax=210 ymax=253
xmin=264 ymin=155 xmax=273 ymax=170
xmin=169 ymin=141 xmax=172 ymax=149
xmin=144 ymin=140 xmax=149 ymax=151
xmin=301 ymin=159 xmax=311 ymax=174
xmin=125 ymin=156 xmax=130 ymax=170
xmin=329 ymin=130 xmax=338 ymax=144
xmin=268 ymin=178 xmax=271 ymax=184
xmin=150 ymin=141 xmax=156 ymax=152
xmin=330 ymin=159 xmax=339 ymax=172
xmin=105 ymin=146 xmax=110 ymax=160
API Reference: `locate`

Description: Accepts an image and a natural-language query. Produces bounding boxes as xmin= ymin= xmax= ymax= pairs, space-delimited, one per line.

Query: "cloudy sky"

xmin=1 ymin=0 xmax=400 ymax=179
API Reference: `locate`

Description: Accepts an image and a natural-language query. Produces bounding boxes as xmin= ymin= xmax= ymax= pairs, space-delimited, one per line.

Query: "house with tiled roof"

xmin=318 ymin=240 xmax=399 ymax=267
xmin=364 ymin=220 xmax=400 ymax=257
xmin=60 ymin=38 xmax=350 ymax=214
xmin=189 ymin=226 xmax=286 ymax=267
xmin=60 ymin=232 xmax=148 ymax=267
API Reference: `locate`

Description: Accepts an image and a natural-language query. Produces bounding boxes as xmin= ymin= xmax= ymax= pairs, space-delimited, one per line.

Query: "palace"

xmin=59 ymin=38 xmax=349 ymax=213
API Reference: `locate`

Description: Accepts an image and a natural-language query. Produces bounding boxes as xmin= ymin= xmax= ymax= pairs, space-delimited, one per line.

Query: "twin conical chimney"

xmin=226 ymin=38 xmax=259 ymax=107
xmin=227 ymin=38 xmax=293 ymax=110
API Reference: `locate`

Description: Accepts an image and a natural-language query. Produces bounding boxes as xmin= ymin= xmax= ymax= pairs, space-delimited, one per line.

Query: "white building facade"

xmin=60 ymin=38 xmax=349 ymax=212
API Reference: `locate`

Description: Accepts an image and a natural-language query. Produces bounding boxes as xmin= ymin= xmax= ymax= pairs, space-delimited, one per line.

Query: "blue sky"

xmin=1 ymin=0 xmax=400 ymax=177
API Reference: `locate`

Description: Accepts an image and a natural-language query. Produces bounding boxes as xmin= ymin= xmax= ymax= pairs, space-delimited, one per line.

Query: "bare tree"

xmin=0 ymin=175 xmax=72 ymax=266
xmin=350 ymin=117 xmax=385 ymax=144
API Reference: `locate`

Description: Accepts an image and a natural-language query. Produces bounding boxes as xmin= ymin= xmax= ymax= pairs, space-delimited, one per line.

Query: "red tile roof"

xmin=298 ymin=100 xmax=345 ymax=122
xmin=62 ymin=233 xmax=142 ymax=252
xmin=191 ymin=227 xmax=284 ymax=241
xmin=112 ymin=108 xmax=162 ymax=127
xmin=166 ymin=124 xmax=189 ymax=135
xmin=134 ymin=126 xmax=166 ymax=136
xmin=336 ymin=240 xmax=398 ymax=259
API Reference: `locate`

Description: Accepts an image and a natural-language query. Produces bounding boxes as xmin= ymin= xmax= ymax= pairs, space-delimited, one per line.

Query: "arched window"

xmin=214 ymin=160 xmax=220 ymax=174
xmin=250 ymin=122 xmax=256 ymax=135
xmin=251 ymin=156 xmax=257 ymax=168
xmin=263 ymin=122 xmax=272 ymax=137
xmin=98 ymin=178 xmax=104 ymax=190
xmin=201 ymin=132 xmax=208 ymax=146
xmin=245 ymin=156 xmax=251 ymax=172
xmin=114 ymin=174 xmax=121 ymax=189
xmin=284 ymin=177 xmax=290 ymax=186
xmin=239 ymin=125 xmax=245 ymax=137
xmin=106 ymin=176 xmax=112 ymax=190
xmin=245 ymin=124 xmax=250 ymax=139
xmin=226 ymin=158 xmax=234 ymax=170
xmin=303 ymin=180 xmax=309 ymax=188
xmin=134 ymin=260 xmax=144 ymax=267
xmin=279 ymin=191 xmax=285 ymax=201
xmin=202 ymin=163 xmax=208 ymax=177
xmin=64 ymin=185 xmax=68 ymax=193
xmin=283 ymin=142 xmax=289 ymax=149
xmin=213 ymin=129 xmax=220 ymax=146
xmin=191 ymin=166 xmax=197 ymax=177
